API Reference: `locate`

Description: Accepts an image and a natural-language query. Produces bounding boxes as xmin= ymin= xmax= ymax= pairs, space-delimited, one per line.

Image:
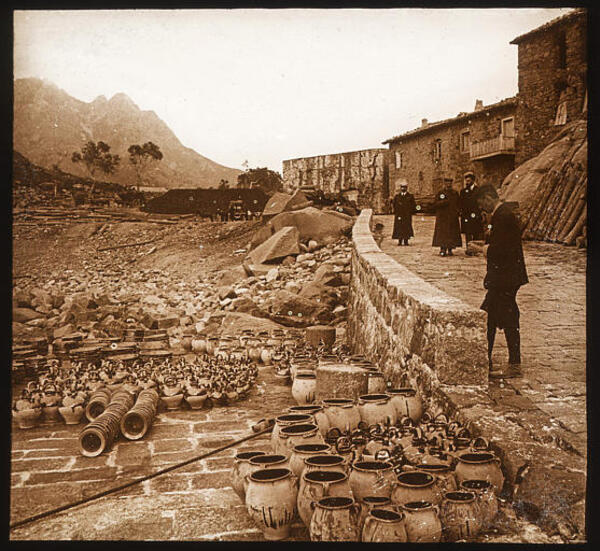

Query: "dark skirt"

xmin=480 ymin=287 xmax=520 ymax=329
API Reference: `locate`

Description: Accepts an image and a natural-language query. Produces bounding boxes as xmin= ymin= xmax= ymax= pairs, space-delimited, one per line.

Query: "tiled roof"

xmin=382 ymin=97 xmax=517 ymax=145
xmin=510 ymin=8 xmax=586 ymax=44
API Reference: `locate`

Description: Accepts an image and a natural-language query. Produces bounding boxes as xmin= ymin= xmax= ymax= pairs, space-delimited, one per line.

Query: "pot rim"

xmin=316 ymin=496 xmax=355 ymax=509
xmin=305 ymin=454 xmax=345 ymax=466
xmin=403 ymin=500 xmax=434 ymax=511
xmin=280 ymin=423 xmax=319 ymax=435
xmin=460 ymin=479 xmax=493 ymax=491
xmin=249 ymin=467 xmax=292 ymax=483
xmin=235 ymin=451 xmax=267 ymax=461
xmin=458 ymin=452 xmax=496 ymax=463
xmin=294 ymin=373 xmax=316 ymax=379
xmin=362 ymin=496 xmax=391 ymax=505
xmin=303 ymin=470 xmax=348 ymax=483
xmin=417 ymin=463 xmax=451 ymax=472
xmin=358 ymin=393 xmax=390 ymax=402
xmin=249 ymin=454 xmax=288 ymax=465
xmin=322 ymin=399 xmax=354 ymax=407
xmin=387 ymin=387 xmax=417 ymax=396
xmin=369 ymin=508 xmax=404 ymax=522
xmin=396 ymin=471 xmax=435 ymax=487
xmin=443 ymin=490 xmax=476 ymax=503
xmin=275 ymin=413 xmax=313 ymax=424
xmin=293 ymin=444 xmax=331 ymax=454
xmin=352 ymin=461 xmax=393 ymax=472
xmin=289 ymin=405 xmax=323 ymax=412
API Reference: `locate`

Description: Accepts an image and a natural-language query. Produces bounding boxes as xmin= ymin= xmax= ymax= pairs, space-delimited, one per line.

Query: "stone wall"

xmin=513 ymin=10 xmax=587 ymax=166
xmin=282 ymin=149 xmax=389 ymax=213
xmin=347 ymin=209 xmax=488 ymax=395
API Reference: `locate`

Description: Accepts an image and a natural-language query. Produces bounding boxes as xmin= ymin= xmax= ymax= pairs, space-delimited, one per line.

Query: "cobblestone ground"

xmin=375 ymin=214 xmax=587 ymax=458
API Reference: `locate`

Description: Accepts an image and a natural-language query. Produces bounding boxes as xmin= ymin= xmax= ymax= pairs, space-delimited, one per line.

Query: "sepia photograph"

xmin=10 ymin=5 xmax=588 ymax=543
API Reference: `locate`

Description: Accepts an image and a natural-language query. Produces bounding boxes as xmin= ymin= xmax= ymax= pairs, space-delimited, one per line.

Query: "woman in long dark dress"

xmin=432 ymin=178 xmax=462 ymax=256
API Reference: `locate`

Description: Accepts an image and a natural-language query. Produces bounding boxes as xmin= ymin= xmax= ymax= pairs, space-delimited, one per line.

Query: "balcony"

xmin=470 ymin=135 xmax=515 ymax=161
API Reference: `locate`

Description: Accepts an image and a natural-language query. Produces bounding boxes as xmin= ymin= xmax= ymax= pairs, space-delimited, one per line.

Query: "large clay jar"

xmin=402 ymin=500 xmax=443 ymax=542
xmin=362 ymin=508 xmax=408 ymax=542
xmin=231 ymin=451 xmax=267 ymax=501
xmin=439 ymin=490 xmax=481 ymax=542
xmin=244 ymin=454 xmax=290 ymax=495
xmin=357 ymin=394 xmax=396 ymax=426
xmin=288 ymin=405 xmax=331 ymax=437
xmin=349 ymin=461 xmax=397 ymax=500
xmin=391 ymin=471 xmax=441 ymax=506
xmin=387 ymin=388 xmax=423 ymax=423
xmin=271 ymin=414 xmax=314 ymax=455
xmin=291 ymin=372 xmax=317 ymax=405
xmin=14 ymin=408 xmax=42 ymax=429
xmin=279 ymin=423 xmax=324 ymax=459
xmin=322 ymin=399 xmax=361 ymax=432
xmin=357 ymin=496 xmax=393 ymax=529
xmin=303 ymin=455 xmax=347 ymax=480
xmin=58 ymin=405 xmax=85 ymax=425
xmin=454 ymin=452 xmax=504 ymax=494
xmin=297 ymin=470 xmax=353 ymax=528
xmin=245 ymin=468 xmax=298 ymax=540
xmin=310 ymin=496 xmax=361 ymax=542
xmin=415 ymin=463 xmax=457 ymax=495
xmin=289 ymin=444 xmax=332 ymax=478
xmin=460 ymin=479 xmax=498 ymax=530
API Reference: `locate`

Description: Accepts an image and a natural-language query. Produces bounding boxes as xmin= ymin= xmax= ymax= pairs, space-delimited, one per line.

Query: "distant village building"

xmin=511 ymin=8 xmax=587 ymax=165
xmin=383 ymin=97 xmax=517 ymax=201
xmin=282 ymin=148 xmax=390 ymax=213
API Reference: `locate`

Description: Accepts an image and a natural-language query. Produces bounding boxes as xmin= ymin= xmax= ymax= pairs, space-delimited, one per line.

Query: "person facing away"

xmin=473 ymin=184 xmax=528 ymax=379
xmin=372 ymin=222 xmax=385 ymax=247
xmin=459 ymin=171 xmax=484 ymax=244
xmin=391 ymin=183 xmax=417 ymax=246
xmin=432 ymin=177 xmax=462 ymax=256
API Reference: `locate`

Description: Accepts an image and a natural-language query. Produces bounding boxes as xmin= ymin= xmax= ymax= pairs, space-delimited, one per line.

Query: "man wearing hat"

xmin=473 ymin=184 xmax=528 ymax=379
xmin=432 ymin=177 xmax=462 ymax=256
xmin=391 ymin=181 xmax=417 ymax=246
xmin=459 ymin=171 xmax=484 ymax=244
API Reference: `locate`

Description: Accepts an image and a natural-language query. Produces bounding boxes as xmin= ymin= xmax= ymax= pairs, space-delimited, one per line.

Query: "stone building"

xmin=282 ymin=148 xmax=390 ymax=213
xmin=511 ymin=8 xmax=587 ymax=166
xmin=383 ymin=97 xmax=517 ymax=202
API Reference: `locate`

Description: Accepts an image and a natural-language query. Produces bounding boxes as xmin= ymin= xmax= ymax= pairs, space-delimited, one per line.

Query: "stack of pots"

xmin=85 ymin=386 xmax=112 ymax=422
xmin=120 ymin=388 xmax=159 ymax=440
xmin=79 ymin=389 xmax=135 ymax=457
xmin=69 ymin=345 xmax=104 ymax=367
xmin=23 ymin=336 xmax=49 ymax=356
xmin=139 ymin=349 xmax=172 ymax=363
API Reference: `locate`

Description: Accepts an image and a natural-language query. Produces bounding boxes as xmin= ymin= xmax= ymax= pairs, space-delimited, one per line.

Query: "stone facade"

xmin=383 ymin=98 xmax=517 ymax=202
xmin=511 ymin=9 xmax=587 ymax=166
xmin=282 ymin=149 xmax=390 ymax=213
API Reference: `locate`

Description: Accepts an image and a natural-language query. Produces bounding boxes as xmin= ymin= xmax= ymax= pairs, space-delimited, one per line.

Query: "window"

xmin=395 ymin=151 xmax=405 ymax=169
xmin=433 ymin=139 xmax=442 ymax=161
xmin=501 ymin=117 xmax=515 ymax=138
xmin=460 ymin=130 xmax=470 ymax=153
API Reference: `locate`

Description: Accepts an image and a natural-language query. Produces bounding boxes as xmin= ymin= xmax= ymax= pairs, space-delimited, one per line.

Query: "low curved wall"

xmin=347 ymin=209 xmax=488 ymax=389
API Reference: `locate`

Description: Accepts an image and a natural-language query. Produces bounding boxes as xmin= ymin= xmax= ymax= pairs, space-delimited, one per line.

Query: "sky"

xmin=14 ymin=8 xmax=572 ymax=173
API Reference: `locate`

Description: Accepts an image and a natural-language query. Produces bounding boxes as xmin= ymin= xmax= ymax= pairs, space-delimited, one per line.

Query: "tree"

xmin=237 ymin=167 xmax=283 ymax=193
xmin=127 ymin=141 xmax=163 ymax=191
xmin=218 ymin=179 xmax=230 ymax=190
xmin=72 ymin=141 xmax=120 ymax=200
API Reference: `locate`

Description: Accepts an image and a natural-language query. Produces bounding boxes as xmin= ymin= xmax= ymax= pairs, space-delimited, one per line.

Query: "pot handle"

xmin=290 ymin=473 xmax=299 ymax=489
xmin=310 ymin=500 xmax=316 ymax=511
xmin=363 ymin=515 xmax=374 ymax=538
xmin=472 ymin=436 xmax=489 ymax=450
xmin=322 ymin=481 xmax=331 ymax=495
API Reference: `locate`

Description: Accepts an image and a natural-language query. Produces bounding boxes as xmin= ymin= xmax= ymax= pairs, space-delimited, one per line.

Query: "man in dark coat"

xmin=474 ymin=184 xmax=528 ymax=379
xmin=432 ymin=178 xmax=462 ymax=256
xmin=391 ymin=183 xmax=417 ymax=245
xmin=459 ymin=171 xmax=484 ymax=244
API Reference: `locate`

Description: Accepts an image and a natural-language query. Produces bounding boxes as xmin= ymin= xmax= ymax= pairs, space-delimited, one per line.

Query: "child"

xmin=372 ymin=222 xmax=385 ymax=247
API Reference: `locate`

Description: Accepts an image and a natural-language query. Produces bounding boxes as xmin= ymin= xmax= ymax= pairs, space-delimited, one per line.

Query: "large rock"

xmin=298 ymin=281 xmax=339 ymax=308
xmin=261 ymin=192 xmax=293 ymax=218
xmin=263 ymin=289 xmax=334 ymax=327
xmin=220 ymin=312 xmax=285 ymax=334
xmin=313 ymin=263 xmax=345 ymax=287
xmin=246 ymin=226 xmax=300 ymax=265
xmin=13 ymin=307 xmax=44 ymax=323
xmin=269 ymin=207 xmax=353 ymax=244
xmin=250 ymin=224 xmax=275 ymax=250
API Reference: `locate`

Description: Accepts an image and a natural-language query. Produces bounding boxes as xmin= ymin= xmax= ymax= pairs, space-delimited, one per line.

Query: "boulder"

xmin=263 ymin=290 xmax=334 ymax=326
xmin=221 ymin=312 xmax=285 ymax=334
xmin=298 ymin=281 xmax=339 ymax=308
xmin=250 ymin=224 xmax=275 ymax=250
xmin=243 ymin=263 xmax=273 ymax=278
xmin=268 ymin=207 xmax=353 ymax=244
xmin=266 ymin=268 xmax=279 ymax=283
xmin=285 ymin=189 xmax=312 ymax=212
xmin=230 ymin=297 xmax=266 ymax=318
xmin=246 ymin=226 xmax=300 ymax=265
xmin=13 ymin=307 xmax=44 ymax=323
xmin=216 ymin=265 xmax=249 ymax=286
xmin=313 ymin=264 xmax=344 ymax=287
xmin=261 ymin=192 xmax=293 ymax=218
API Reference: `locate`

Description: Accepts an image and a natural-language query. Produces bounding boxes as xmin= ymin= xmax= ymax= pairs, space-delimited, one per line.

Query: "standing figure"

xmin=459 ymin=171 xmax=484 ymax=244
xmin=474 ymin=184 xmax=528 ymax=378
xmin=391 ymin=183 xmax=417 ymax=246
xmin=432 ymin=178 xmax=462 ymax=256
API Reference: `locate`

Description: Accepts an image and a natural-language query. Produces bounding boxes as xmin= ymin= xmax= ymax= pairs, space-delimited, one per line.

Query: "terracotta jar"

xmin=322 ymin=399 xmax=361 ymax=432
xmin=58 ymin=405 xmax=85 ymax=425
xmin=414 ymin=463 xmax=458 ymax=495
xmin=391 ymin=471 xmax=441 ymax=506
xmin=288 ymin=405 xmax=331 ymax=436
xmin=161 ymin=393 xmax=184 ymax=410
xmin=279 ymin=423 xmax=325 ymax=459
xmin=439 ymin=490 xmax=481 ymax=542
xmin=357 ymin=496 xmax=393 ymax=530
xmin=244 ymin=454 xmax=290 ymax=495
xmin=245 ymin=468 xmax=299 ymax=540
xmin=289 ymin=444 xmax=332 ymax=478
xmin=297 ymin=470 xmax=353 ymax=528
xmin=402 ymin=500 xmax=443 ymax=542
xmin=310 ymin=496 xmax=361 ymax=542
xmin=349 ymin=461 xmax=397 ymax=500
xmin=387 ymin=388 xmax=423 ymax=423
xmin=454 ymin=452 xmax=504 ymax=494
xmin=271 ymin=414 xmax=314 ymax=455
xmin=231 ymin=451 xmax=267 ymax=501
xmin=14 ymin=408 xmax=41 ymax=429
xmin=460 ymin=479 xmax=498 ymax=530
xmin=303 ymin=455 xmax=347 ymax=480
xmin=291 ymin=372 xmax=317 ymax=405
xmin=357 ymin=394 xmax=396 ymax=426
xmin=362 ymin=508 xmax=408 ymax=542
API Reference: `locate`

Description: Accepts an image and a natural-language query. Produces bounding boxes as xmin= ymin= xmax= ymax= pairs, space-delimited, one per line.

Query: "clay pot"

xmin=231 ymin=451 xmax=267 ymax=501
xmin=439 ymin=490 xmax=481 ymax=541
xmin=415 ymin=463 xmax=457 ymax=495
xmin=291 ymin=372 xmax=317 ymax=405
xmin=161 ymin=393 xmax=184 ymax=410
xmin=260 ymin=347 xmax=273 ymax=365
xmin=14 ymin=408 xmax=41 ymax=429
xmin=391 ymin=471 xmax=441 ymax=506
xmin=322 ymin=399 xmax=361 ymax=432
xmin=454 ymin=452 xmax=504 ymax=494
xmin=245 ymin=468 xmax=299 ymax=540
xmin=185 ymin=394 xmax=207 ymax=410
xmin=244 ymin=454 xmax=290 ymax=495
xmin=288 ymin=405 xmax=331 ymax=436
xmin=460 ymin=479 xmax=498 ymax=530
xmin=367 ymin=372 xmax=387 ymax=394
xmin=289 ymin=444 xmax=332 ymax=478
xmin=310 ymin=496 xmax=361 ymax=542
xmin=248 ymin=346 xmax=262 ymax=363
xmin=349 ymin=461 xmax=397 ymax=500
xmin=387 ymin=388 xmax=423 ymax=423
xmin=357 ymin=496 xmax=393 ymax=529
xmin=303 ymin=455 xmax=347 ymax=479
xmin=279 ymin=423 xmax=325 ymax=459
xmin=357 ymin=394 xmax=396 ymax=426
xmin=40 ymin=405 xmax=61 ymax=424
xmin=362 ymin=508 xmax=408 ymax=542
xmin=271 ymin=414 xmax=315 ymax=455
xmin=58 ymin=405 xmax=85 ymax=425
xmin=297 ymin=470 xmax=352 ymax=528
xmin=85 ymin=387 xmax=111 ymax=422
xmin=121 ymin=389 xmax=159 ymax=440
xmin=402 ymin=500 xmax=443 ymax=542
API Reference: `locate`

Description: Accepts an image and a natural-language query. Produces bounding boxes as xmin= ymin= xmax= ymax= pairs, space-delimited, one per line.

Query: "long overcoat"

xmin=459 ymin=185 xmax=484 ymax=236
xmin=432 ymin=188 xmax=462 ymax=248
xmin=391 ymin=192 xmax=416 ymax=240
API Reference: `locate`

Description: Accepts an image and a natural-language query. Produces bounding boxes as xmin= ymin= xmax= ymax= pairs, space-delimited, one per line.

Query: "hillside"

xmin=13 ymin=78 xmax=242 ymax=189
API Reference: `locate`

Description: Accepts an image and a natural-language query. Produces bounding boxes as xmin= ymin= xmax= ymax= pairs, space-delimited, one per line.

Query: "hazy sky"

xmin=14 ymin=8 xmax=571 ymax=172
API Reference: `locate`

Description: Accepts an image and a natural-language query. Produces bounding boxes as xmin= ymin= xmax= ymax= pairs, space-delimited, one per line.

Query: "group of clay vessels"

xmin=232 ymin=395 xmax=504 ymax=541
